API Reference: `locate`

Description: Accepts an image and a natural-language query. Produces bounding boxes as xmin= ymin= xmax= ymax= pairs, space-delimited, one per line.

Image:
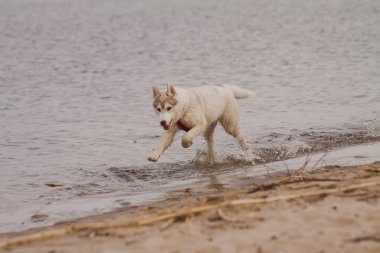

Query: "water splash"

xmin=252 ymin=141 xmax=312 ymax=164
xmin=192 ymin=149 xmax=255 ymax=167
xmin=363 ymin=117 xmax=380 ymax=137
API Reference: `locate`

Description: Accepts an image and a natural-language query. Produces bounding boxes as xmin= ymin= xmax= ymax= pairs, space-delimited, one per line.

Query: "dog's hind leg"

xmin=234 ymin=128 xmax=249 ymax=151
xmin=220 ymin=102 xmax=249 ymax=151
xmin=222 ymin=121 xmax=249 ymax=151
xmin=203 ymin=121 xmax=217 ymax=161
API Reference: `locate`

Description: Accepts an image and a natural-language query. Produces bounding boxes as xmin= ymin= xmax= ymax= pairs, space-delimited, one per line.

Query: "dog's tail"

xmin=223 ymin=85 xmax=255 ymax=99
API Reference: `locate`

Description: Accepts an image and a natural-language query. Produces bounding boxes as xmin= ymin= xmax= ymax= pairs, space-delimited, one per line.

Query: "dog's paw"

xmin=148 ymin=155 xmax=159 ymax=162
xmin=181 ymin=138 xmax=193 ymax=148
xmin=207 ymin=153 xmax=216 ymax=163
xmin=242 ymin=144 xmax=250 ymax=151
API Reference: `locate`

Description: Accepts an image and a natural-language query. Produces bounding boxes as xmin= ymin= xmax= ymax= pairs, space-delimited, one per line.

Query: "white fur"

xmin=148 ymin=84 xmax=254 ymax=162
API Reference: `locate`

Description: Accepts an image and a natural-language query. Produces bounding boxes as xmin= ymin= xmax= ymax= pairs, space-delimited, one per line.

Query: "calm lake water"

xmin=0 ymin=0 xmax=379 ymax=233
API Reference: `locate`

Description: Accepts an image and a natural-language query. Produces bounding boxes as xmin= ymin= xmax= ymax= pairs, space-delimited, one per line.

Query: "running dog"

xmin=148 ymin=83 xmax=254 ymax=162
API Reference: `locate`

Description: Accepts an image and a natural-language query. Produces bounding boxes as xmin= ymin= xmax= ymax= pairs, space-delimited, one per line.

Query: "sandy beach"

xmin=1 ymin=161 xmax=379 ymax=253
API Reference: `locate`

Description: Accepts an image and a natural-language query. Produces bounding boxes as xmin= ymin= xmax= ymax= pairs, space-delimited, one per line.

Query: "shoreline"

xmin=1 ymin=140 xmax=379 ymax=236
xmin=1 ymin=160 xmax=380 ymax=252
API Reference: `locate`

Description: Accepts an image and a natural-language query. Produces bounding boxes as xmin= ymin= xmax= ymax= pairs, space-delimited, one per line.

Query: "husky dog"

xmin=148 ymin=83 xmax=254 ymax=162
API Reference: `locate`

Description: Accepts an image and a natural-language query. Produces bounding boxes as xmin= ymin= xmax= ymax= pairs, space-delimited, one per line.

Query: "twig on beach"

xmin=246 ymin=177 xmax=332 ymax=195
xmin=347 ymin=235 xmax=380 ymax=243
xmin=310 ymin=153 xmax=328 ymax=171
xmin=217 ymin=208 xmax=240 ymax=222
xmin=159 ymin=218 xmax=175 ymax=231
xmin=286 ymin=152 xmax=327 ymax=180
xmin=22 ymin=202 xmax=52 ymax=225
xmin=1 ymin=178 xmax=379 ymax=250
xmin=288 ymin=176 xmax=341 ymax=182
xmin=282 ymin=160 xmax=291 ymax=176
xmin=248 ymin=155 xmax=337 ymax=194
xmin=294 ymin=153 xmax=312 ymax=175
xmin=227 ymin=180 xmax=380 ymax=206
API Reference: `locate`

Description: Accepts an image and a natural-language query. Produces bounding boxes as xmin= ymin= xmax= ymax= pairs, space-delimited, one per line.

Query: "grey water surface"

xmin=0 ymin=0 xmax=379 ymax=233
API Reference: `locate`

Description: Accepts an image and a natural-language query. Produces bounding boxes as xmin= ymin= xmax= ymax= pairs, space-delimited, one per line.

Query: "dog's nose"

xmin=160 ymin=120 xmax=166 ymax=126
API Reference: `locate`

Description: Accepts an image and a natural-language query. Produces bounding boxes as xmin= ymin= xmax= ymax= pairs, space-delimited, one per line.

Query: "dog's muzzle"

xmin=160 ymin=120 xmax=170 ymax=130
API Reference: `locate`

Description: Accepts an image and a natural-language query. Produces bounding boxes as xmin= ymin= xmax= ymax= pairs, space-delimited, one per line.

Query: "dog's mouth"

xmin=162 ymin=119 xmax=173 ymax=130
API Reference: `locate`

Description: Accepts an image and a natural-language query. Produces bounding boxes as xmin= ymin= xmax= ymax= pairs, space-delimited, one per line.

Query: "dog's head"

xmin=152 ymin=83 xmax=178 ymax=130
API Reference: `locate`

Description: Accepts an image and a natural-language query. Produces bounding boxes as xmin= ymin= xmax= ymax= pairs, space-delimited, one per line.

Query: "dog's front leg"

xmin=182 ymin=125 xmax=206 ymax=148
xmin=148 ymin=130 xmax=176 ymax=162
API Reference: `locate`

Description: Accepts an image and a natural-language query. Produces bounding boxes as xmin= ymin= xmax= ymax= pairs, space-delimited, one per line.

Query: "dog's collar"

xmin=176 ymin=119 xmax=191 ymax=132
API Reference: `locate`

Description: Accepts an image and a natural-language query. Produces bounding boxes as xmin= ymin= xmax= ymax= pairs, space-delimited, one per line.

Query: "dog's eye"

xmin=167 ymin=107 xmax=172 ymax=111
xmin=157 ymin=108 xmax=161 ymax=112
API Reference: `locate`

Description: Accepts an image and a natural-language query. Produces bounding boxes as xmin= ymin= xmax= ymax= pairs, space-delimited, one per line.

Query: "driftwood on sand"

xmin=1 ymin=177 xmax=379 ymax=250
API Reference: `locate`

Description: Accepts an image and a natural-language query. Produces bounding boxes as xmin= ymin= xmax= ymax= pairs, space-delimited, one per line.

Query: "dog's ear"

xmin=166 ymin=83 xmax=176 ymax=97
xmin=153 ymin=85 xmax=160 ymax=98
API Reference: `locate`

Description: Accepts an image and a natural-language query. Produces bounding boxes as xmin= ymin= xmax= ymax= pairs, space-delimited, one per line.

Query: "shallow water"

xmin=0 ymin=0 xmax=379 ymax=233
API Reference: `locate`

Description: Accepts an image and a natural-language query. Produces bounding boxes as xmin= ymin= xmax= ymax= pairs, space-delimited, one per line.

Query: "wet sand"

xmin=1 ymin=161 xmax=379 ymax=253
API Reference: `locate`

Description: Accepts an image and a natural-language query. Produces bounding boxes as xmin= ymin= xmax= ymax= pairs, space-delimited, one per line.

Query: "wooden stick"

xmin=227 ymin=180 xmax=379 ymax=206
xmin=1 ymin=179 xmax=379 ymax=249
